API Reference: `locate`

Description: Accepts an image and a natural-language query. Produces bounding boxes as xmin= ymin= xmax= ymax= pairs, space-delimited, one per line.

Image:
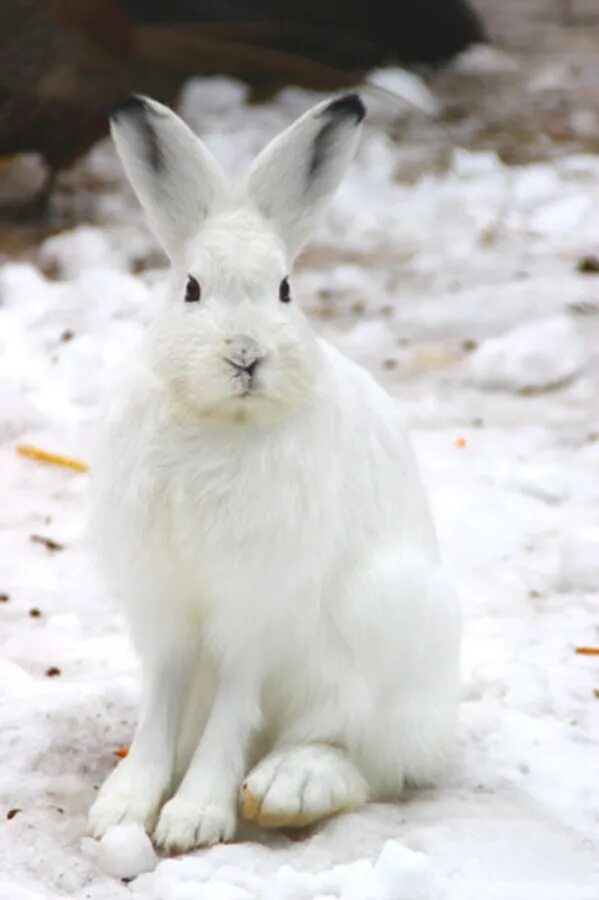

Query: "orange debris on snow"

xmin=16 ymin=444 xmax=89 ymax=473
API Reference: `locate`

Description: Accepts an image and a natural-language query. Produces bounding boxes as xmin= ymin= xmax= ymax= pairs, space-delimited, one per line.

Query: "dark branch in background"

xmin=120 ymin=0 xmax=485 ymax=66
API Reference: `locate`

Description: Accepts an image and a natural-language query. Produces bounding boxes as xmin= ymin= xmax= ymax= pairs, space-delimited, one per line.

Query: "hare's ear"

xmin=246 ymin=94 xmax=365 ymax=260
xmin=110 ymin=96 xmax=227 ymax=259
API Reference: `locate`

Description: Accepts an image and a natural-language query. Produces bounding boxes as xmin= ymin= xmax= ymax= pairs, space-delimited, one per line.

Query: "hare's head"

xmin=110 ymin=93 xmax=365 ymax=423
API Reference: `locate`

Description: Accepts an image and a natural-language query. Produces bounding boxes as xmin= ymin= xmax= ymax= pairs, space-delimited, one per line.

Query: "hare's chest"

xmin=162 ymin=432 xmax=343 ymax=599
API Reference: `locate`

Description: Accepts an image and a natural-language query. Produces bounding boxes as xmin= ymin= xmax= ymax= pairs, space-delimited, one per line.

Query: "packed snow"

xmin=1 ymin=73 xmax=599 ymax=899
xmin=466 ymin=315 xmax=586 ymax=391
xmin=96 ymin=825 xmax=157 ymax=881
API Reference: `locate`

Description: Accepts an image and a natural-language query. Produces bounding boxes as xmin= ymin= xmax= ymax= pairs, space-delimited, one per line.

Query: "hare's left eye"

xmin=279 ymin=277 xmax=291 ymax=303
xmin=185 ymin=276 xmax=201 ymax=303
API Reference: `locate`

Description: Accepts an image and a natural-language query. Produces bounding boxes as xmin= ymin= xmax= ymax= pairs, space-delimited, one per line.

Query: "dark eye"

xmin=279 ymin=277 xmax=291 ymax=303
xmin=185 ymin=275 xmax=201 ymax=303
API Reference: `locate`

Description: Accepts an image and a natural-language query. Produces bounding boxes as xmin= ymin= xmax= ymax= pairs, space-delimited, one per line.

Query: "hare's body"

xmin=88 ymin=93 xmax=460 ymax=851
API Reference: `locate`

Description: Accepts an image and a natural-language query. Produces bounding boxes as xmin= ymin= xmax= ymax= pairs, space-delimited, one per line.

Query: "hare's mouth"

xmin=232 ymin=371 xmax=259 ymax=398
xmin=225 ymin=357 xmax=262 ymax=398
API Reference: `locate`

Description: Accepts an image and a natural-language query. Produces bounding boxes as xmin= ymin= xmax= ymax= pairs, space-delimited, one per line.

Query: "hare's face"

xmin=110 ymin=92 xmax=364 ymax=424
xmin=148 ymin=210 xmax=320 ymax=423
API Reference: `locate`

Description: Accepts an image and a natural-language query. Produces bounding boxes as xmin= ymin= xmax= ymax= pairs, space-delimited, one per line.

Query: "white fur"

xmin=88 ymin=94 xmax=461 ymax=852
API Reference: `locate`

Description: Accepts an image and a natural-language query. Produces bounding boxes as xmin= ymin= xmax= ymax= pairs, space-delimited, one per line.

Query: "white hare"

xmin=88 ymin=92 xmax=460 ymax=853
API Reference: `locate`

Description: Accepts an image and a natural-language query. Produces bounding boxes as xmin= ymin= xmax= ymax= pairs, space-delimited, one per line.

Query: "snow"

xmin=466 ymin=315 xmax=586 ymax=391
xmin=96 ymin=825 xmax=157 ymax=880
xmin=367 ymin=68 xmax=440 ymax=116
xmin=125 ymin=841 xmax=434 ymax=900
xmin=1 ymin=74 xmax=599 ymax=899
xmin=39 ymin=226 xmax=130 ymax=278
xmin=452 ymin=43 xmax=520 ymax=76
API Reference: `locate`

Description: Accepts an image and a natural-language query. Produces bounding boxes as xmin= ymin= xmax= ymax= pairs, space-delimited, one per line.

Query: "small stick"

xmin=16 ymin=444 xmax=88 ymax=473
xmin=575 ymin=647 xmax=599 ymax=656
xmin=30 ymin=534 xmax=64 ymax=552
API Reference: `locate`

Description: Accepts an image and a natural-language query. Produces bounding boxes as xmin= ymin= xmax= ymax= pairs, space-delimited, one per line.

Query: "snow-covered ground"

xmin=1 ymin=73 xmax=598 ymax=899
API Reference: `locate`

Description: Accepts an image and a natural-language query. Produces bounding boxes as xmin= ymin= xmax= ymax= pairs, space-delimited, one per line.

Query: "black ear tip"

xmin=109 ymin=94 xmax=148 ymax=122
xmin=323 ymin=93 xmax=366 ymax=124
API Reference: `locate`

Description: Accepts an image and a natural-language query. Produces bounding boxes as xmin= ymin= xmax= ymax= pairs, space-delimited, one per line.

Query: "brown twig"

xmin=30 ymin=534 xmax=64 ymax=552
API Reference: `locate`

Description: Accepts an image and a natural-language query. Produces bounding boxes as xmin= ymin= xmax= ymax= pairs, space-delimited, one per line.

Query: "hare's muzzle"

xmin=224 ymin=336 xmax=265 ymax=372
xmin=223 ymin=335 xmax=266 ymax=393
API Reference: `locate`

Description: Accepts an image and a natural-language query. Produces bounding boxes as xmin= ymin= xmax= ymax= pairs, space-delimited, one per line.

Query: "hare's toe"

xmin=240 ymin=744 xmax=367 ymax=829
xmin=154 ymin=795 xmax=235 ymax=854
xmin=88 ymin=761 xmax=167 ymax=838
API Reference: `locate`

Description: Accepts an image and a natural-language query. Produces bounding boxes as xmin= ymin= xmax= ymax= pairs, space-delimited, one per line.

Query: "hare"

xmin=87 ymin=93 xmax=460 ymax=853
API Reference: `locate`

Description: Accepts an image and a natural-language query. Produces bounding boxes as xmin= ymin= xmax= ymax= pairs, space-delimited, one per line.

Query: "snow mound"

xmin=131 ymin=840 xmax=434 ymax=900
xmin=453 ymin=44 xmax=520 ymax=75
xmin=40 ymin=226 xmax=129 ymax=278
xmin=343 ymin=841 xmax=436 ymax=900
xmin=467 ymin=315 xmax=585 ymax=392
xmin=559 ymin=527 xmax=599 ymax=591
xmin=97 ymin=824 xmax=157 ymax=880
xmin=367 ymin=68 xmax=440 ymax=116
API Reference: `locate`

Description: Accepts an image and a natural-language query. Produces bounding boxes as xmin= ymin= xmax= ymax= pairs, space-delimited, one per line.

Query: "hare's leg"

xmin=88 ymin=614 xmax=199 ymax=838
xmin=346 ymin=553 xmax=460 ymax=797
xmin=154 ymin=665 xmax=260 ymax=852
xmin=240 ymin=744 xmax=368 ymax=828
xmin=172 ymin=657 xmax=218 ymax=788
xmin=305 ymin=551 xmax=457 ymax=801
xmin=243 ymin=552 xmax=459 ymax=828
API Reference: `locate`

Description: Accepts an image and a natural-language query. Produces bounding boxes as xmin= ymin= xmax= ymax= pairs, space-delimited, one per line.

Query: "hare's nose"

xmin=224 ymin=335 xmax=265 ymax=373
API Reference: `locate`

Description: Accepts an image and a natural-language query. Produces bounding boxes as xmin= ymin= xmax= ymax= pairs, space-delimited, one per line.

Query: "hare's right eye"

xmin=279 ymin=277 xmax=291 ymax=303
xmin=185 ymin=276 xmax=201 ymax=303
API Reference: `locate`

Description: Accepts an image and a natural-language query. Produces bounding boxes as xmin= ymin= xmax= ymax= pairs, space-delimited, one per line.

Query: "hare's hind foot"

xmin=240 ymin=744 xmax=368 ymax=829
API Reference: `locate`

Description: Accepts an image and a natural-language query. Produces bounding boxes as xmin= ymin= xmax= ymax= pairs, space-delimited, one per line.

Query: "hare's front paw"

xmin=154 ymin=795 xmax=236 ymax=853
xmin=88 ymin=760 xmax=169 ymax=839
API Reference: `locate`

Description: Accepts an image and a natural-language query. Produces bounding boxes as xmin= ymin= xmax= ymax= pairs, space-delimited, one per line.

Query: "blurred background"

xmin=2 ymin=0 xmax=599 ymax=225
